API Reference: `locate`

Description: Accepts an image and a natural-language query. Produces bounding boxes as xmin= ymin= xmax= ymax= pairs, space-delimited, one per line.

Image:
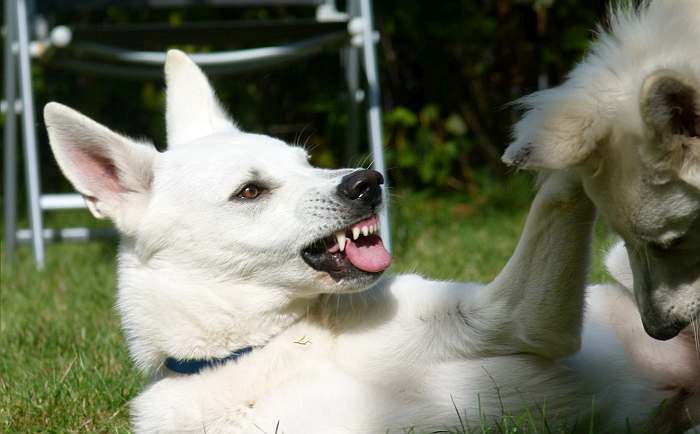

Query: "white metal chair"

xmin=3 ymin=0 xmax=391 ymax=268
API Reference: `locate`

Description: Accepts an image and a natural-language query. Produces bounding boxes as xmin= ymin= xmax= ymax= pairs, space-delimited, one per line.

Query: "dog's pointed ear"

xmin=502 ymin=90 xmax=605 ymax=170
xmin=640 ymin=69 xmax=700 ymax=188
xmin=641 ymin=70 xmax=700 ymax=138
xmin=164 ymin=50 xmax=239 ymax=148
xmin=44 ymin=102 xmax=156 ymax=231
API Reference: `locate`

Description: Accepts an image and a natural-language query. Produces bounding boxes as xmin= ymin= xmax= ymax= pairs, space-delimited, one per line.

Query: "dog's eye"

xmin=648 ymin=236 xmax=683 ymax=252
xmin=235 ymin=184 xmax=263 ymax=200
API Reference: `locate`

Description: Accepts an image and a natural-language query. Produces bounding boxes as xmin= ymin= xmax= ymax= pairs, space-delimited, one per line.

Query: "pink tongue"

xmin=344 ymin=235 xmax=392 ymax=273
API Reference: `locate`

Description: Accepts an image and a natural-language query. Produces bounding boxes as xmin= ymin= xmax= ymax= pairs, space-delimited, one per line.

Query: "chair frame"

xmin=3 ymin=0 xmax=391 ymax=268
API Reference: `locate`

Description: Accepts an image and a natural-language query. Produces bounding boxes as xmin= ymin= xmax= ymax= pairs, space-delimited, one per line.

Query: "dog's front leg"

xmin=468 ymin=171 xmax=596 ymax=359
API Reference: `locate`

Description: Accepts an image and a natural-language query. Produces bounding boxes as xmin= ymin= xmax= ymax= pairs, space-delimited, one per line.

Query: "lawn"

xmin=1 ymin=173 xmax=618 ymax=432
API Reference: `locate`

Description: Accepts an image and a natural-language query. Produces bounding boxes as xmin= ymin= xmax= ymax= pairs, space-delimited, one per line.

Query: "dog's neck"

xmin=115 ymin=247 xmax=314 ymax=375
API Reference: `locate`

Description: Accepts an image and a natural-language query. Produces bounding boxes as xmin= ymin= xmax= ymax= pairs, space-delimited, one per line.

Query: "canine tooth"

xmin=336 ymin=231 xmax=347 ymax=252
xmin=369 ymin=225 xmax=375 ymax=234
xmin=362 ymin=226 xmax=369 ymax=236
xmin=352 ymin=227 xmax=360 ymax=240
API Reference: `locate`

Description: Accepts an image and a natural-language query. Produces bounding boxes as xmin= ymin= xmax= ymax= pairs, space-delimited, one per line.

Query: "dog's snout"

xmin=337 ymin=169 xmax=384 ymax=207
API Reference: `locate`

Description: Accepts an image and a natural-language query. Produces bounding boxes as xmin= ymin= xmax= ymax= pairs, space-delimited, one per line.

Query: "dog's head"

xmin=503 ymin=2 xmax=700 ymax=340
xmin=44 ymin=50 xmax=391 ymax=369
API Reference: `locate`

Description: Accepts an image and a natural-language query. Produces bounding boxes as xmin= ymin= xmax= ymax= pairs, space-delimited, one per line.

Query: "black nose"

xmin=642 ymin=318 xmax=685 ymax=341
xmin=337 ymin=169 xmax=384 ymax=207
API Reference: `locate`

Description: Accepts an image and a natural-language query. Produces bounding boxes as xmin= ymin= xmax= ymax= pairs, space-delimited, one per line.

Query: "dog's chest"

xmin=134 ymin=315 xmax=438 ymax=432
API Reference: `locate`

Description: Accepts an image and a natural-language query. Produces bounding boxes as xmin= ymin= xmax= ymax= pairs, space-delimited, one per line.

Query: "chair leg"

xmin=16 ymin=0 xmax=46 ymax=269
xmin=3 ymin=0 xmax=19 ymax=266
xmin=359 ymin=0 xmax=391 ymax=252
xmin=343 ymin=46 xmax=361 ymax=166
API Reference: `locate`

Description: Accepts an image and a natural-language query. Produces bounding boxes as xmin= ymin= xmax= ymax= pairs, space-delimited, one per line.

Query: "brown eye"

xmin=648 ymin=236 xmax=683 ymax=252
xmin=237 ymin=184 xmax=261 ymax=200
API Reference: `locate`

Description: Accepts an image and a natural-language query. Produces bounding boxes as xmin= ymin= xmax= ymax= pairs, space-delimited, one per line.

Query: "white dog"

xmin=504 ymin=0 xmax=700 ymax=340
xmin=44 ymin=45 xmax=698 ymax=432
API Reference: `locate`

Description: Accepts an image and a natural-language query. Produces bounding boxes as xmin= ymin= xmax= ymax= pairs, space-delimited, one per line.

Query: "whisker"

xmin=693 ymin=313 xmax=699 ymax=360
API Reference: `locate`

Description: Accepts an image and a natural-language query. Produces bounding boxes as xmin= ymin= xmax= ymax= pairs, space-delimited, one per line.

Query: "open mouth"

xmin=301 ymin=216 xmax=391 ymax=281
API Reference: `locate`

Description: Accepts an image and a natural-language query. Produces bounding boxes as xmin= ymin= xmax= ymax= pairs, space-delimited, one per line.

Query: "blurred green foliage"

xmin=1 ymin=0 xmax=608 ymax=194
xmin=377 ymin=0 xmax=607 ymax=189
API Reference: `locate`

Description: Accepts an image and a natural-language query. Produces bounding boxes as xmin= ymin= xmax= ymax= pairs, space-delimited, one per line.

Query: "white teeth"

xmin=336 ymin=231 xmax=347 ymax=252
xmin=339 ymin=222 xmax=377 ymax=246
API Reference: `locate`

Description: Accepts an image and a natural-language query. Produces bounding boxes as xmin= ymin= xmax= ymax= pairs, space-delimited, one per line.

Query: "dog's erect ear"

xmin=164 ymin=50 xmax=239 ymax=148
xmin=44 ymin=102 xmax=156 ymax=230
xmin=502 ymin=90 xmax=604 ymax=170
xmin=641 ymin=70 xmax=700 ymax=139
xmin=641 ymin=69 xmax=700 ymax=188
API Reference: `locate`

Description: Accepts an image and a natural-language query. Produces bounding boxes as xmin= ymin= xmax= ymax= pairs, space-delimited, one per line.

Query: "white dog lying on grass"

xmin=44 ymin=46 xmax=698 ymax=432
xmin=44 ymin=1 xmax=700 ymax=430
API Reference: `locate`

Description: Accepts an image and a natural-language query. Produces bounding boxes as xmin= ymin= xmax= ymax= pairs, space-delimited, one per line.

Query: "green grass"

xmin=1 ymin=173 xmax=618 ymax=432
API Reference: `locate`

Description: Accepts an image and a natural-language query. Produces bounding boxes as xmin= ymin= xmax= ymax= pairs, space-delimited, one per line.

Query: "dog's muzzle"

xmin=301 ymin=170 xmax=390 ymax=283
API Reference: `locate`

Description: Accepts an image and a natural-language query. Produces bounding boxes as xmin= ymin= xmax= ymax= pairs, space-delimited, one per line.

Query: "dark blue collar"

xmin=165 ymin=346 xmax=255 ymax=375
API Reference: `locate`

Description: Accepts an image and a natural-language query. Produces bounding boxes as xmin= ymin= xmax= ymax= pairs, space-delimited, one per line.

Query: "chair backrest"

xmin=32 ymin=0 xmax=345 ymax=50
xmin=36 ymin=0 xmax=328 ymax=13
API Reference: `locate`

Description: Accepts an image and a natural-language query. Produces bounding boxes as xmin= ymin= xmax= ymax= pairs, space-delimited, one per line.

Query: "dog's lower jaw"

xmin=310 ymin=270 xmax=383 ymax=294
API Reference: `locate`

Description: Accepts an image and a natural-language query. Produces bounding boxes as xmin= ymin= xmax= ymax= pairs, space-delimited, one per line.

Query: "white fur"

xmin=504 ymin=0 xmax=700 ymax=339
xmin=165 ymin=50 xmax=240 ymax=147
xmin=44 ymin=45 xmax=698 ymax=433
xmin=593 ymin=243 xmax=700 ymax=432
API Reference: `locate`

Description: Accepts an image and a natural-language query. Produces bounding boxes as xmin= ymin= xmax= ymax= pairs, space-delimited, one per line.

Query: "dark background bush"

xmin=2 ymin=0 xmax=609 ymax=196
